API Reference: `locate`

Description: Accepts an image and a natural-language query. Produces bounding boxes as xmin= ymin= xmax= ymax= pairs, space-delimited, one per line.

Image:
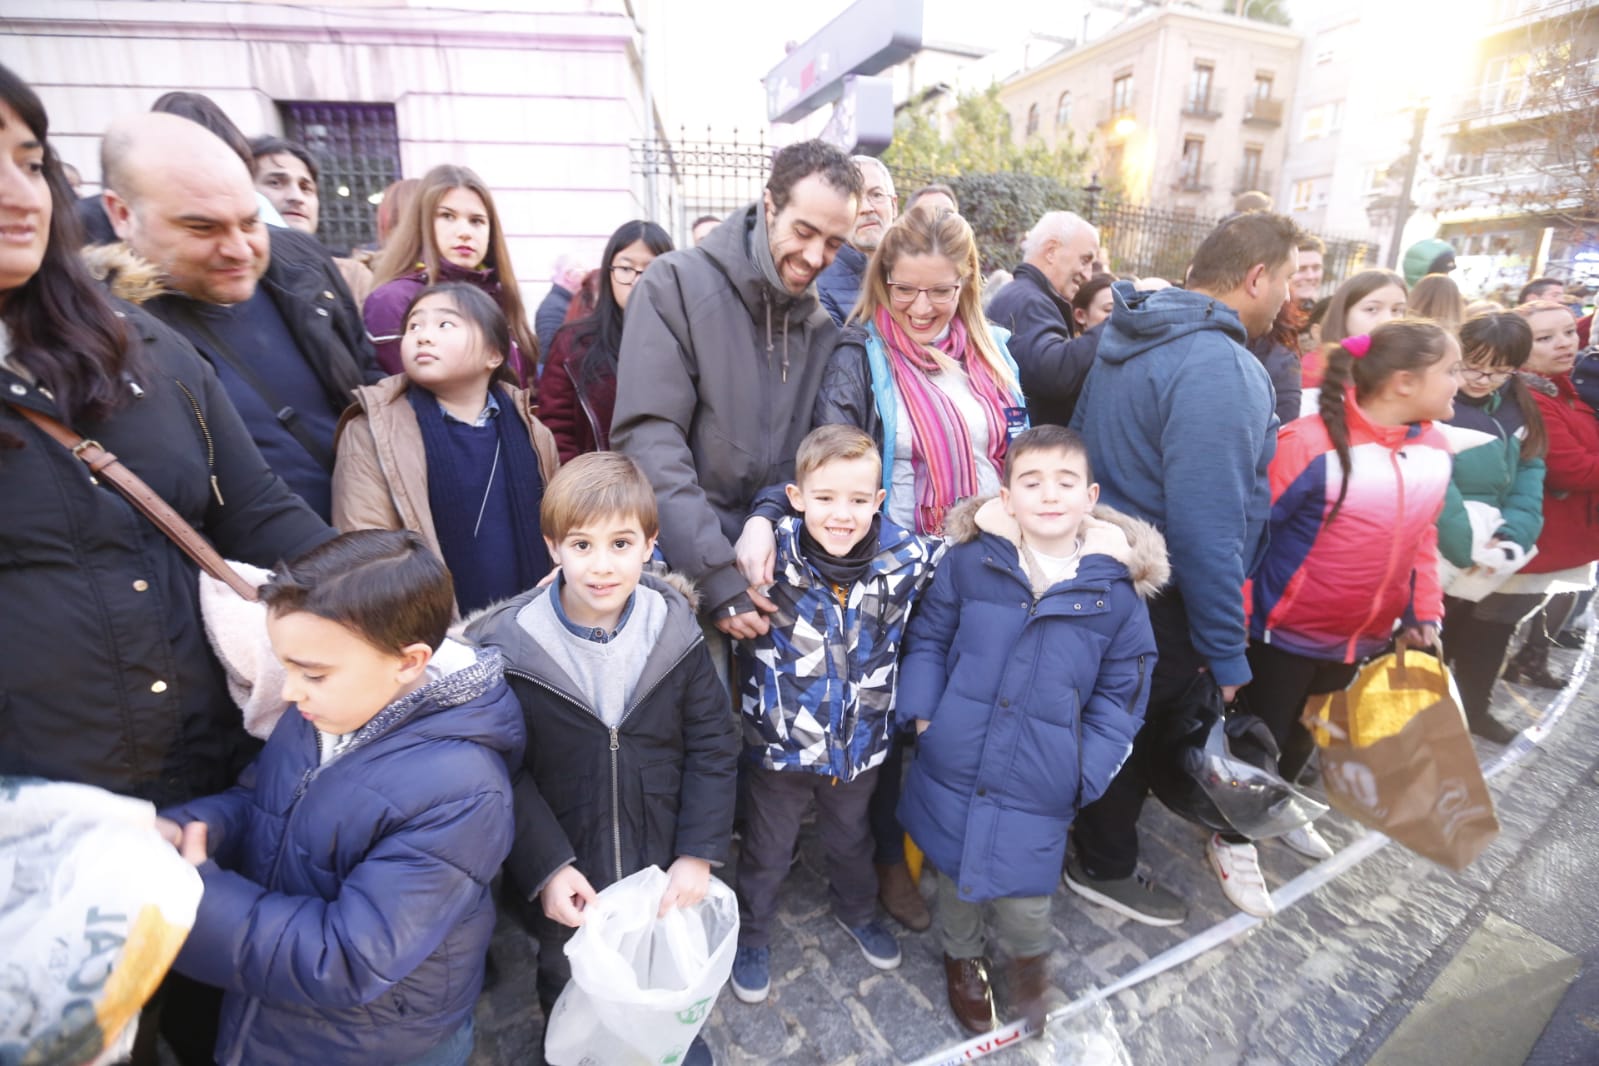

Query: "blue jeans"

xmin=399 ymin=1019 xmax=474 ymax=1066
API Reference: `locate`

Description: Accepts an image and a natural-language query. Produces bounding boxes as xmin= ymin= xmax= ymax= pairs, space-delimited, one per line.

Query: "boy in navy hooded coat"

xmin=897 ymin=427 xmax=1165 ymax=1034
xmin=161 ymin=531 xmax=522 ymax=1066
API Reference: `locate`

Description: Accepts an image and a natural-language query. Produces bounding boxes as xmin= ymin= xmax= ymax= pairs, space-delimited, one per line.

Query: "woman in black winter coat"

xmin=0 ymin=64 xmax=331 ymax=809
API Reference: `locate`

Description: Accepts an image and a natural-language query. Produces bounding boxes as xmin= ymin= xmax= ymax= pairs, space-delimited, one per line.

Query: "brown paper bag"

xmin=1302 ymin=649 xmax=1499 ymax=870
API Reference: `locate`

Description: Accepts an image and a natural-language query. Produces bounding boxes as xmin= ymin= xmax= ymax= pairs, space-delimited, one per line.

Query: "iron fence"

xmin=632 ymin=129 xmax=1373 ymax=286
xmin=630 ymin=127 xmax=773 ymax=245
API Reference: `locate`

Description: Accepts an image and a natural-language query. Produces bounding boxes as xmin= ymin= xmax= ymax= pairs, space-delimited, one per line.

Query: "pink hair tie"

xmin=1343 ymin=333 xmax=1372 ymax=358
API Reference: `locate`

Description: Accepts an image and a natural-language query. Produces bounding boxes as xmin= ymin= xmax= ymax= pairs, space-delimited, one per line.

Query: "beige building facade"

xmin=999 ymin=6 xmax=1301 ymax=219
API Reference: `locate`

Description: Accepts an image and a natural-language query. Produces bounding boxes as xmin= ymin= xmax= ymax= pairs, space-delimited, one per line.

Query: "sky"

xmin=645 ymin=0 xmax=1322 ymax=137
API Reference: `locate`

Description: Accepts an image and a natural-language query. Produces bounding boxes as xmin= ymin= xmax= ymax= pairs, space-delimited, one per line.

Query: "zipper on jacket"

xmin=1348 ymin=448 xmax=1408 ymax=660
xmin=609 ymin=726 xmax=623 ymax=880
xmin=507 ymin=639 xmax=698 ymax=884
xmin=175 ymin=378 xmax=224 ymax=505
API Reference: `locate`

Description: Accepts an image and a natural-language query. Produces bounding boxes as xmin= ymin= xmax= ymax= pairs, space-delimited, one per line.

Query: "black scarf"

xmin=408 ymin=384 xmax=550 ymax=610
xmin=800 ymin=515 xmax=881 ymax=590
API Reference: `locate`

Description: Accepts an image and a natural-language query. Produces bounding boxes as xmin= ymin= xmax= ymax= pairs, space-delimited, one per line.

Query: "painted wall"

xmin=0 ymin=0 xmax=648 ymax=300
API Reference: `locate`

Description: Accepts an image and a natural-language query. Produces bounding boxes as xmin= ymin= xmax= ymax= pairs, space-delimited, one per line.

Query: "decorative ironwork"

xmin=278 ymin=101 xmax=401 ymax=256
xmin=630 ymin=127 xmax=774 ymax=243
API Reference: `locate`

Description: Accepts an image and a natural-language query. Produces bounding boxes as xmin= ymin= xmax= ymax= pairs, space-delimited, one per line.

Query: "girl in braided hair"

xmin=1242 ymin=320 xmax=1462 ymax=860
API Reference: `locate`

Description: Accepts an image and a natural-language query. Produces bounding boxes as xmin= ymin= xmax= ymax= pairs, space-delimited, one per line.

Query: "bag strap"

xmin=171 ymin=304 xmax=337 ymax=472
xmin=8 ymin=401 xmax=261 ymax=602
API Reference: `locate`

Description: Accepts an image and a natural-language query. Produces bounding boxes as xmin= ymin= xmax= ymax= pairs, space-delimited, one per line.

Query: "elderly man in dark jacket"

xmin=815 ymin=155 xmax=896 ymax=325
xmin=986 ymin=211 xmax=1102 ymax=427
xmin=611 ymin=140 xmax=862 ymax=643
xmin=101 ymin=112 xmax=380 ymax=521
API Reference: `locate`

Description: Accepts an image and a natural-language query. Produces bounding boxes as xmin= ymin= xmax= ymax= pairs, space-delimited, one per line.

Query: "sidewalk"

xmin=468 ymin=640 xmax=1599 ymax=1065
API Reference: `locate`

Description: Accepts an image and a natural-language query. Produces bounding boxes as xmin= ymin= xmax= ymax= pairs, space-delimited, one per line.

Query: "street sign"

xmin=817 ymin=75 xmax=896 ymax=155
xmin=763 ymin=0 xmax=923 ymax=124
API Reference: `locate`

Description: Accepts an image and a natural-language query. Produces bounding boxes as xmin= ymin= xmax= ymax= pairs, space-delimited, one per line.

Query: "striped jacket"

xmin=736 ymin=515 xmax=940 ymax=780
xmin=1251 ymin=391 xmax=1452 ymax=662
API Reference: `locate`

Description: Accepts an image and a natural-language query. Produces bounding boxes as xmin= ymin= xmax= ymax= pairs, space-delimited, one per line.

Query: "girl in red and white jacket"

xmin=1500 ymin=301 xmax=1598 ymax=689
xmin=1244 ymin=320 xmax=1461 ymax=861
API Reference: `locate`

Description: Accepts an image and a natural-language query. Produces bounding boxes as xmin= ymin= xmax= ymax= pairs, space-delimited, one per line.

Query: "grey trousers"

xmin=736 ymin=764 xmax=881 ymax=947
xmin=933 ymin=870 xmax=1054 ymax=959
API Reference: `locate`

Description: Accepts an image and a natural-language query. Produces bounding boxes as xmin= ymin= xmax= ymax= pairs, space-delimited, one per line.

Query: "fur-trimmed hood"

xmin=941 ymin=495 xmax=1170 ymax=599
xmin=81 ymin=241 xmax=167 ymax=304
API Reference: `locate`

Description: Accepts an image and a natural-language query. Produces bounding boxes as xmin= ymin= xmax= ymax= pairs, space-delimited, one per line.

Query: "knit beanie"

xmin=1403 ymin=238 xmax=1456 ymax=288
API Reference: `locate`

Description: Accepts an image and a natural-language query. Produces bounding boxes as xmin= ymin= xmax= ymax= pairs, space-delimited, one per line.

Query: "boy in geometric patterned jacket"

xmin=728 ymin=424 xmax=942 ymax=1006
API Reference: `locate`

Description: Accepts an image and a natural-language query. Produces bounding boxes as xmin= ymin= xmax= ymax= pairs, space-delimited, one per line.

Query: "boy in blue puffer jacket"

xmin=729 ymin=424 xmax=941 ymax=1005
xmin=898 ymin=425 xmax=1165 ymax=1034
xmin=160 ymin=530 xmax=523 ymax=1066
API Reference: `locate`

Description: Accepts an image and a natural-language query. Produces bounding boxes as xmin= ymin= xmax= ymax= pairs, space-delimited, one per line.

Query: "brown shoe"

xmin=876 ymin=862 xmax=931 ymax=931
xmin=1006 ymin=954 xmax=1052 ymax=1028
xmin=944 ymin=954 xmax=996 ymax=1034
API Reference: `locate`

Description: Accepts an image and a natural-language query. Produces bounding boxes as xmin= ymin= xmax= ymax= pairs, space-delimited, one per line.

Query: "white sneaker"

xmin=1281 ymin=823 xmax=1335 ymax=861
xmin=1206 ymin=834 xmax=1277 ymax=918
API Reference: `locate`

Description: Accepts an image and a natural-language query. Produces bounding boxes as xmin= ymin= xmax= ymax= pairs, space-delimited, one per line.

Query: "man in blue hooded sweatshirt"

xmin=1066 ymin=212 xmax=1302 ymax=924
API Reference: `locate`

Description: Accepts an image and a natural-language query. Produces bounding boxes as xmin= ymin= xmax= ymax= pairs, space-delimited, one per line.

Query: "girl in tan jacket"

xmin=334 ymin=283 xmax=560 ymax=614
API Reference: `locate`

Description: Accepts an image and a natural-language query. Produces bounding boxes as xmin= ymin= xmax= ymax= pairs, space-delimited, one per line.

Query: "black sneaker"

xmin=1063 ymin=857 xmax=1188 ymax=926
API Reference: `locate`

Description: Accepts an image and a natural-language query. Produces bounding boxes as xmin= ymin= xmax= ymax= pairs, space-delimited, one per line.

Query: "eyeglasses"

xmin=609 ymin=264 xmax=646 ymax=284
xmin=864 ymin=189 xmax=895 ymax=207
xmin=887 ymin=280 xmax=962 ymax=306
xmin=1462 ymin=366 xmax=1514 ymax=384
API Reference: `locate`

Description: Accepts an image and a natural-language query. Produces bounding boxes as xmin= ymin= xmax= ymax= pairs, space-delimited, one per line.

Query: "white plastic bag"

xmin=543 ymin=865 xmax=738 ymax=1066
xmin=0 ymin=777 xmax=203 ymax=1066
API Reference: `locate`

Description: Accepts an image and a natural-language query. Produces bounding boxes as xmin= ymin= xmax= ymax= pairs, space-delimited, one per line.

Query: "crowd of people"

xmin=3 ymin=57 xmax=1598 ymax=1066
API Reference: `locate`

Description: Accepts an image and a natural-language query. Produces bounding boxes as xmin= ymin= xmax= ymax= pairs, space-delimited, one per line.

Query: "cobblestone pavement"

xmin=468 ymin=641 xmax=1599 ymax=1066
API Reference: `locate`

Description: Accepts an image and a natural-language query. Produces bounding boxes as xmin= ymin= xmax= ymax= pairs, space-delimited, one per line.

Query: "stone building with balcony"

xmin=1430 ymin=0 xmax=1599 ymax=286
xmin=998 ymin=4 xmax=1300 ymax=219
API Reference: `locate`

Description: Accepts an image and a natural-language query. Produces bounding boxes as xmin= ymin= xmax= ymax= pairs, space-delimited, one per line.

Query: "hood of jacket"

xmin=1097 ymin=280 xmax=1249 ymax=365
xmin=336 ymin=641 xmax=521 ymax=763
xmin=941 ymin=494 xmax=1170 ymax=599
xmin=464 ymin=570 xmax=703 ymax=705
xmin=699 ymin=201 xmax=820 ymax=327
xmin=82 ymin=241 xmax=166 ymax=304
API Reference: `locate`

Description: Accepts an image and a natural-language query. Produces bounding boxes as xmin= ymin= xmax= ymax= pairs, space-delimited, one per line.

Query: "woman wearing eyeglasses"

xmin=1435 ymin=312 xmax=1548 ymax=742
xmin=809 ymin=205 xmax=1025 ymax=535
xmin=539 ymin=220 xmax=673 ymax=461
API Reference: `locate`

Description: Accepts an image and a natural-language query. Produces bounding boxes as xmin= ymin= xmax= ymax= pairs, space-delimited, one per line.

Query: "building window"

xmin=1112 ymin=73 xmax=1134 ymax=116
xmin=1180 ymin=136 xmax=1205 ymax=187
xmin=1026 ymin=102 xmax=1040 ymax=137
xmin=1253 ymin=73 xmax=1275 ymax=101
xmin=1291 ymin=179 xmax=1314 ymax=211
xmin=278 ymin=101 xmax=401 ymax=256
xmin=1302 ymin=105 xmax=1328 ymax=140
xmin=1239 ymin=145 xmax=1263 ymax=190
xmin=1105 ymin=142 xmax=1125 ymax=177
xmin=1056 ymin=91 xmax=1073 ymax=127
xmin=1189 ymin=63 xmax=1215 ymax=112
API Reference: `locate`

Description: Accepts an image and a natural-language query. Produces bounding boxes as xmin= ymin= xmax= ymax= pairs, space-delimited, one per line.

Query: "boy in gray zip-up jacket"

xmin=463 ymin=454 xmax=739 ymax=1025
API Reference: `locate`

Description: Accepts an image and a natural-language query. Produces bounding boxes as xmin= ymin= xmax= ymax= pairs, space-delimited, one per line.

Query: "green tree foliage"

xmin=883 ymin=85 xmax=1095 ymax=270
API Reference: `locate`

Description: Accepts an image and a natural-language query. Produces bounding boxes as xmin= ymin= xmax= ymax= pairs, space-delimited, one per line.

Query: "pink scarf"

xmin=874 ymin=306 xmax=1013 ymax=535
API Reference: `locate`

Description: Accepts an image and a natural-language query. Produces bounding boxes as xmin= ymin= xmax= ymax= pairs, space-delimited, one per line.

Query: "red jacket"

xmin=1250 ymin=394 xmax=1451 ymax=662
xmin=538 ymin=321 xmax=616 ymax=462
xmin=1522 ymin=371 xmax=1599 ymax=573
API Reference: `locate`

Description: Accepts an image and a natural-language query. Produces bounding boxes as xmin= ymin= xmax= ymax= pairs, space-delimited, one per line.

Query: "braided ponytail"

xmin=1318 ymin=345 xmax=1356 ymax=522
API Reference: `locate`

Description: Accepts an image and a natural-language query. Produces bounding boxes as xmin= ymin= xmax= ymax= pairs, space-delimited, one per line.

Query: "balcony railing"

xmin=1181 ymin=88 xmax=1225 ymax=119
xmin=1242 ymin=97 xmax=1284 ymax=126
xmin=1233 ymin=168 xmax=1274 ymax=196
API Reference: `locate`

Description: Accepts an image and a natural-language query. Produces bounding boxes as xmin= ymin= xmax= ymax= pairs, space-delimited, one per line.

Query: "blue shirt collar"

xmin=437 ymin=387 xmax=501 ymax=427
xmin=550 ymin=572 xmax=636 ymax=643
